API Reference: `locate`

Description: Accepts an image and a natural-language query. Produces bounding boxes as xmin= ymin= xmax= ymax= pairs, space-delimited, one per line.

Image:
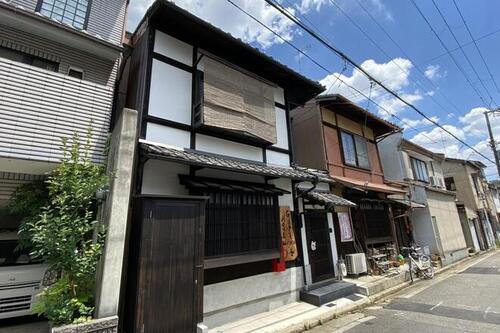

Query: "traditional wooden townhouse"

xmin=291 ymin=94 xmax=407 ymax=277
xmin=0 ymin=0 xmax=128 ymax=320
xmin=442 ymin=158 xmax=497 ymax=251
xmin=378 ymin=133 xmax=468 ymax=266
xmin=111 ymin=1 xmax=330 ymax=331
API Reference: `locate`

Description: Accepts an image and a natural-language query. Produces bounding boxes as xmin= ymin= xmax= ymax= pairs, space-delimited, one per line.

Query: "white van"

xmin=0 ymin=216 xmax=48 ymax=319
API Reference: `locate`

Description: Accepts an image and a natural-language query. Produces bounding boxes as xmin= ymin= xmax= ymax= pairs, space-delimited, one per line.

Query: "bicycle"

xmin=400 ymin=243 xmax=435 ymax=283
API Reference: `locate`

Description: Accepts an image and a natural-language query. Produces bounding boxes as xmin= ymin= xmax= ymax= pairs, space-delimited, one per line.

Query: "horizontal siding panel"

xmin=0 ymin=24 xmax=118 ymax=86
xmin=0 ymin=58 xmax=112 ymax=163
xmin=87 ymin=0 xmax=127 ymax=46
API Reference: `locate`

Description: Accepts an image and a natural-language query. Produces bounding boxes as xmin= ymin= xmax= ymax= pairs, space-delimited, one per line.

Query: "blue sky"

xmin=128 ymin=0 xmax=500 ymax=179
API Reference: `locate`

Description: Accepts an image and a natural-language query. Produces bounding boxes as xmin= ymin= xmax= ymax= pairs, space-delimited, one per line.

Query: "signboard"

xmin=279 ymin=206 xmax=298 ymax=261
xmin=338 ymin=212 xmax=353 ymax=242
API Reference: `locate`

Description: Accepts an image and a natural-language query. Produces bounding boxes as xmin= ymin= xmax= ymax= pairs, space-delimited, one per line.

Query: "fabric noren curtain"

xmin=203 ymin=57 xmax=277 ymax=144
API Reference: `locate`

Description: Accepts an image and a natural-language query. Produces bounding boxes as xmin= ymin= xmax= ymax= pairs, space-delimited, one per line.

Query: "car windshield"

xmin=0 ymin=214 xmax=41 ymax=266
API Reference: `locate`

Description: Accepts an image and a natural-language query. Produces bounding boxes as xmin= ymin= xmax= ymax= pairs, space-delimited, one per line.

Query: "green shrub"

xmin=11 ymin=132 xmax=110 ymax=325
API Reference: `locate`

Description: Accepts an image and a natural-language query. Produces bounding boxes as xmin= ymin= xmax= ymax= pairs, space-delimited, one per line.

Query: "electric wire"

xmin=409 ymin=0 xmax=491 ymax=108
xmin=430 ymin=0 xmax=498 ymax=108
xmin=261 ymin=0 xmax=495 ymax=164
xmin=452 ymin=0 xmax=500 ymax=98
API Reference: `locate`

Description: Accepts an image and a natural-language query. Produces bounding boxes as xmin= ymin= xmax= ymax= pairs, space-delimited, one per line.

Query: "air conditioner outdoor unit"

xmin=345 ymin=253 xmax=367 ymax=275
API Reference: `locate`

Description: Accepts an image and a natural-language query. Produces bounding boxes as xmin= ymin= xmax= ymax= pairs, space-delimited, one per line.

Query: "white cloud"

xmin=296 ymin=0 xmax=328 ymax=13
xmin=127 ymin=0 xmax=298 ymax=48
xmin=319 ymin=58 xmax=424 ymax=117
xmin=459 ymin=107 xmax=500 ymax=138
xmin=424 ymin=64 xmax=446 ymax=80
xmin=400 ymin=116 xmax=439 ymax=129
xmin=410 ymin=124 xmax=466 ymax=158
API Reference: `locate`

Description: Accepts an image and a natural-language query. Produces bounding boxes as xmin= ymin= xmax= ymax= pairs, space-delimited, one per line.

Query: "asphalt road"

xmin=309 ymin=251 xmax=500 ymax=333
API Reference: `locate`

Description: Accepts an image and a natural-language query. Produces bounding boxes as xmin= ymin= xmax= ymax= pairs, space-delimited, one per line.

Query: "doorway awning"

xmin=331 ymin=175 xmax=407 ymax=194
xmin=303 ymin=190 xmax=356 ymax=208
xmin=140 ymin=141 xmax=317 ymax=181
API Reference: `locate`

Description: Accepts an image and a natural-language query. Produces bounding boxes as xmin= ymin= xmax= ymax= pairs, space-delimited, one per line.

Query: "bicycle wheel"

xmin=422 ymin=265 xmax=434 ymax=279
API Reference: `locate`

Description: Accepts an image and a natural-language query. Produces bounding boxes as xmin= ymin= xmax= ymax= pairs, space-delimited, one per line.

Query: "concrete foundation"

xmin=203 ymin=267 xmax=304 ymax=328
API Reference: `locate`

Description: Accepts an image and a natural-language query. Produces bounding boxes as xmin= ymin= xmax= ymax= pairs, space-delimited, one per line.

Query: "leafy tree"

xmin=11 ymin=132 xmax=110 ymax=325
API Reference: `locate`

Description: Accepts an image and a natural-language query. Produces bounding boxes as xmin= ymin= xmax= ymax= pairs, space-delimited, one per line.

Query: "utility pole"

xmin=484 ymin=109 xmax=500 ymax=178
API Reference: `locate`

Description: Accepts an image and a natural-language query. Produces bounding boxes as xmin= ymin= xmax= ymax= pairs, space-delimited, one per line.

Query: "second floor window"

xmin=411 ymin=157 xmax=429 ymax=182
xmin=37 ymin=0 xmax=91 ymax=30
xmin=0 ymin=47 xmax=58 ymax=72
xmin=340 ymin=131 xmax=370 ymax=169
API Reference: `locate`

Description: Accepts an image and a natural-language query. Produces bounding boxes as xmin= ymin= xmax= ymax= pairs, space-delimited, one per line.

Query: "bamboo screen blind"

xmin=203 ymin=57 xmax=277 ymax=144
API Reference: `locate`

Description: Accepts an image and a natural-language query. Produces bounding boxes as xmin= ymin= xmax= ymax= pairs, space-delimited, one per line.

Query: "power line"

xmin=261 ymin=0 xmax=495 ymax=164
xmin=224 ymin=0 xmax=438 ymax=145
xmin=409 ymin=0 xmax=491 ymax=108
xmin=430 ymin=0 xmax=497 ymax=108
xmin=354 ymin=0 xmax=463 ymax=115
xmin=325 ymin=0 xmax=460 ymax=120
xmin=452 ymin=0 xmax=500 ymax=98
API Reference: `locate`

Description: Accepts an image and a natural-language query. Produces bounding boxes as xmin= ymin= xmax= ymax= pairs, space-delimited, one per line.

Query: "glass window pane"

xmin=341 ymin=132 xmax=357 ymax=166
xmin=354 ymin=135 xmax=370 ymax=169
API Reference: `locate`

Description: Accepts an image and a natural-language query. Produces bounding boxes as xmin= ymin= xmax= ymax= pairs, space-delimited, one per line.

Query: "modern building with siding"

xmin=378 ymin=133 xmax=468 ymax=266
xmin=0 ymin=0 xmax=128 ymax=319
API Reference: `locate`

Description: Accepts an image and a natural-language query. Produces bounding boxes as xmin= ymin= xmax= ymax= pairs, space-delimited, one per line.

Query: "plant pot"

xmin=50 ymin=316 xmax=118 ymax=333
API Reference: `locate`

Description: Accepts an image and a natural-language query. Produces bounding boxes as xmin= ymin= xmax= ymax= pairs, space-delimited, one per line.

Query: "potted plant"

xmin=11 ymin=132 xmax=115 ymax=332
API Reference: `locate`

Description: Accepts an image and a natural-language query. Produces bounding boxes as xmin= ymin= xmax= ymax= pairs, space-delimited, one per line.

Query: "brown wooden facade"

xmin=292 ymin=94 xmax=406 ymax=264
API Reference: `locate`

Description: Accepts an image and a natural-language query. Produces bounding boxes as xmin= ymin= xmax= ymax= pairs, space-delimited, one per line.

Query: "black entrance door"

xmin=304 ymin=211 xmax=335 ymax=282
xmin=128 ymin=197 xmax=206 ymax=333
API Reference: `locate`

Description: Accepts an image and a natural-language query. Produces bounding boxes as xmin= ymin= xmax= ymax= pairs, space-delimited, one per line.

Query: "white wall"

xmin=148 ymin=59 xmax=192 ymax=124
xmin=141 ymin=160 xmax=189 ymax=195
xmin=154 ymin=30 xmax=193 ymax=66
xmin=269 ymin=178 xmax=294 ymax=210
xmin=272 ymin=107 xmax=289 ymax=150
xmin=266 ymin=150 xmax=290 ymax=167
xmin=377 ymin=133 xmax=404 ymax=181
xmin=145 ymin=123 xmax=191 ymax=149
xmin=195 ymin=134 xmax=263 ymax=162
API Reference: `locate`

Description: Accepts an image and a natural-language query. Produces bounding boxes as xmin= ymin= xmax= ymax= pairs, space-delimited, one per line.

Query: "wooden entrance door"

xmin=132 ymin=197 xmax=205 ymax=333
xmin=304 ymin=211 xmax=335 ymax=282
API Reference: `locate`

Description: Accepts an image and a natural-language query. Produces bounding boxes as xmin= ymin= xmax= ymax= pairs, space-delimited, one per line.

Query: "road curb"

xmin=266 ymin=249 xmax=497 ymax=333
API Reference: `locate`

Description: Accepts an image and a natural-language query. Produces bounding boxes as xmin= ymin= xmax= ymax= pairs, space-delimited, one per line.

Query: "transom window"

xmin=411 ymin=157 xmax=429 ymax=182
xmin=37 ymin=0 xmax=91 ymax=30
xmin=340 ymin=131 xmax=370 ymax=169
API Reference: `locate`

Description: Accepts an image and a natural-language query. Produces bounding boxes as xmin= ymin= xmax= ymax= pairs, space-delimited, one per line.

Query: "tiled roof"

xmin=140 ymin=141 xmax=317 ymax=181
xmin=303 ymin=190 xmax=356 ymax=207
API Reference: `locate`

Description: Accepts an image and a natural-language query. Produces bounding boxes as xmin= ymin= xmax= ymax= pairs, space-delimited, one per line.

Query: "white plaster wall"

xmin=269 ymin=178 xmax=294 ymax=210
xmin=148 ymin=59 xmax=192 ymax=124
xmin=266 ymin=150 xmax=290 ymax=167
xmin=145 ymin=123 xmax=191 ymax=149
xmin=377 ymin=132 xmax=404 ymax=181
xmin=154 ymin=30 xmax=193 ymax=66
xmin=427 ymin=190 xmax=467 ymax=255
xmin=410 ymin=207 xmax=439 ymax=255
xmin=203 ymin=267 xmax=304 ymax=328
xmin=272 ymin=108 xmax=289 ymax=150
xmin=195 ymin=134 xmax=263 ymax=161
xmin=141 ymin=160 xmax=189 ymax=195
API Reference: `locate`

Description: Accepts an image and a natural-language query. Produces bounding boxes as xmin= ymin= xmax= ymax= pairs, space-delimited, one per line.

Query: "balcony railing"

xmin=0 ymin=57 xmax=113 ymax=164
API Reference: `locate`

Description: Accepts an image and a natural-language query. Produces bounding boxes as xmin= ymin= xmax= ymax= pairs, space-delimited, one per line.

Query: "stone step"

xmin=299 ymin=281 xmax=357 ymax=306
